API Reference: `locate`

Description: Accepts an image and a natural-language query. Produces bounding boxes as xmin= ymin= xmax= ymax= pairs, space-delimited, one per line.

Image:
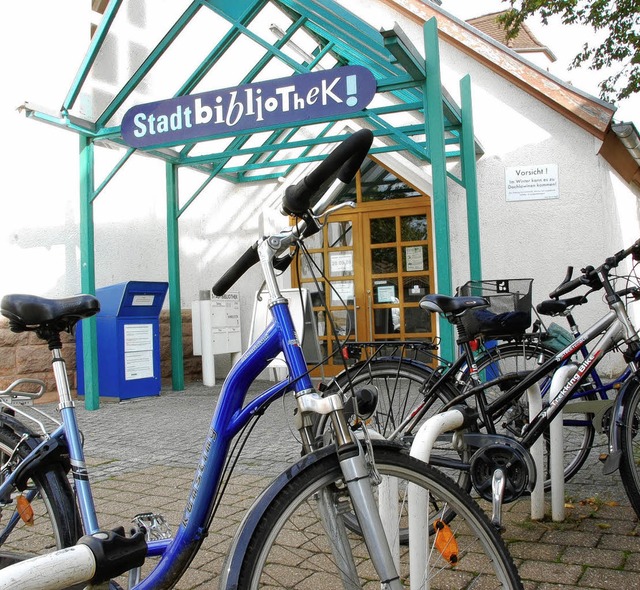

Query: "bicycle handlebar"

xmin=212 ymin=130 xmax=374 ymax=296
xmin=212 ymin=242 xmax=261 ymax=297
xmin=549 ymin=238 xmax=640 ymax=299
xmin=282 ymin=129 xmax=373 ymax=215
xmin=549 ymin=268 xmax=598 ymax=298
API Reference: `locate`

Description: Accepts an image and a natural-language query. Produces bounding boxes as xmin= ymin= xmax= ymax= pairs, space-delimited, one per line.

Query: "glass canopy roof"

xmin=26 ymin=0 xmax=476 ymax=184
xmin=22 ymin=0 xmax=482 ymax=403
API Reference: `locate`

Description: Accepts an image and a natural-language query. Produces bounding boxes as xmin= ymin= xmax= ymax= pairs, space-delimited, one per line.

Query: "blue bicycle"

xmin=0 ymin=130 xmax=521 ymax=589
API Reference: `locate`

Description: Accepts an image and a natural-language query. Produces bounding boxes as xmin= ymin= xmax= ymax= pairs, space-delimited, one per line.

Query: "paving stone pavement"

xmin=43 ymin=382 xmax=640 ymax=589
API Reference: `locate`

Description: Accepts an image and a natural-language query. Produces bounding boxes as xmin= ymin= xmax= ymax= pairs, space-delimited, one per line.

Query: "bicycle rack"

xmin=527 ymin=383 xmax=545 ymax=520
xmin=408 ymin=408 xmax=466 ymax=590
xmin=548 ymin=364 xmax=578 ymax=522
xmin=406 ymin=369 xmax=575 ymax=573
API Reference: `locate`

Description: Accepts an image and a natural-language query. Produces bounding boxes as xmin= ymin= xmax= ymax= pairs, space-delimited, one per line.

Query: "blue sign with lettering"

xmin=121 ymin=66 xmax=377 ymax=149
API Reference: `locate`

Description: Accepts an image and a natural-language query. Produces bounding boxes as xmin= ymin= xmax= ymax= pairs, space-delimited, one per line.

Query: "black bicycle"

xmin=317 ymin=241 xmax=640 ymax=520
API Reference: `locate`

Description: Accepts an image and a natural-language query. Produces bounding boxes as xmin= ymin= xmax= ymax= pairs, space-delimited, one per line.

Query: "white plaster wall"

xmin=4 ymin=1 xmax=640 ymax=376
xmin=1 ymin=2 xmax=88 ymax=298
xmin=1 ymin=1 xmax=274 ymax=358
xmin=438 ymin=37 xmax=640 ymax=373
xmin=338 ymin=0 xmax=640 ymax=374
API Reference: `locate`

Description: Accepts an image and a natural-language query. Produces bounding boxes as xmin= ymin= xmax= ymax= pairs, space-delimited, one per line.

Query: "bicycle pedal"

xmin=490 ymin=468 xmax=506 ymax=530
xmin=132 ymin=512 xmax=172 ymax=541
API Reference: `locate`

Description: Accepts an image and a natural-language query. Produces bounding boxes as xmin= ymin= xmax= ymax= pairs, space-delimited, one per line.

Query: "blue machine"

xmin=77 ymin=281 xmax=168 ymax=400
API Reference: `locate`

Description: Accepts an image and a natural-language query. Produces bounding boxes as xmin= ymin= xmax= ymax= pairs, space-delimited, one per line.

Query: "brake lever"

xmin=313 ymin=201 xmax=356 ymax=226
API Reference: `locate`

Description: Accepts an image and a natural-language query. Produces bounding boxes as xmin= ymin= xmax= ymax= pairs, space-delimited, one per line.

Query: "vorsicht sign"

xmin=121 ymin=66 xmax=376 ymax=149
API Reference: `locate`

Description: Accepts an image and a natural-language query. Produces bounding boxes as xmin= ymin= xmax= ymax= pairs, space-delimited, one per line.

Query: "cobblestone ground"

xmin=43 ymin=383 xmax=640 ymax=589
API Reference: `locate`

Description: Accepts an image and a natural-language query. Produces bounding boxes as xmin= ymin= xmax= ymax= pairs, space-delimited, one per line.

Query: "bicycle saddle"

xmin=537 ymin=295 xmax=588 ymax=316
xmin=1 ymin=293 xmax=100 ymax=333
xmin=419 ymin=294 xmax=489 ymax=315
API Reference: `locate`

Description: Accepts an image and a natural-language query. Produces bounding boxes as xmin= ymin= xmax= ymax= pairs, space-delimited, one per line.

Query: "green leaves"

xmin=497 ymin=0 xmax=640 ymax=102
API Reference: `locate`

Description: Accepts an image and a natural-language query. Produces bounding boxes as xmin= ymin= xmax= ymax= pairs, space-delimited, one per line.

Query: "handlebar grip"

xmin=549 ymin=263 xmax=603 ymax=298
xmin=282 ymin=129 xmax=374 ymax=216
xmin=212 ymin=242 xmax=260 ymax=296
xmin=549 ymin=275 xmax=586 ymax=299
xmin=335 ymin=129 xmax=374 ymax=184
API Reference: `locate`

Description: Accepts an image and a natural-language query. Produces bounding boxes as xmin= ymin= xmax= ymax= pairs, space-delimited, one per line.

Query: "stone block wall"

xmin=0 ymin=310 xmax=203 ymax=399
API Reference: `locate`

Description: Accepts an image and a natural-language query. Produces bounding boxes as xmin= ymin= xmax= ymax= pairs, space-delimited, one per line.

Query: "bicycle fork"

xmin=295 ymin=387 xmax=402 ymax=589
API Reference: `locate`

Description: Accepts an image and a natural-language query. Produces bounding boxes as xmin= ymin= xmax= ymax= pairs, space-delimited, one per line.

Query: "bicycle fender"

xmin=0 ymin=412 xmax=72 ymax=487
xmin=602 ymin=373 xmax=640 ymax=475
xmin=219 ymin=444 xmax=336 ymax=589
xmin=376 ymin=356 xmax=435 ymax=372
xmin=332 ymin=357 xmax=435 ymax=385
xmin=219 ymin=441 xmax=403 ymax=589
xmin=0 ymin=411 xmax=39 ymax=440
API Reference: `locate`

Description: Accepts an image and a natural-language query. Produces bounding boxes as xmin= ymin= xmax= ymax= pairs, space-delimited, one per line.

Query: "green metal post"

xmin=79 ymin=136 xmax=100 ymax=410
xmin=460 ymin=75 xmax=482 ymax=281
xmin=166 ymin=163 xmax=185 ymax=391
xmin=424 ymin=18 xmax=454 ymax=360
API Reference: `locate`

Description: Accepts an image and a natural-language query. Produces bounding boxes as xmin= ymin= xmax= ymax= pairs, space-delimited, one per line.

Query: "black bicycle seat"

xmin=419 ymin=294 xmax=489 ymax=315
xmin=1 ymin=293 xmax=100 ymax=333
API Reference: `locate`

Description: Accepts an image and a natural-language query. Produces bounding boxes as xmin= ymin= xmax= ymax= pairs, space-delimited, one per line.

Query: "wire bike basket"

xmin=457 ymin=278 xmax=533 ymax=339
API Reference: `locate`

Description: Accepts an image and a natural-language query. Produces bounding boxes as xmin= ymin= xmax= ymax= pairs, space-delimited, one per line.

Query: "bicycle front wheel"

xmin=314 ymin=360 xmax=469 ymax=543
xmin=0 ymin=423 xmax=81 ymax=567
xmin=234 ymin=442 xmax=522 ymax=589
xmin=316 ymin=359 xmax=459 ymax=442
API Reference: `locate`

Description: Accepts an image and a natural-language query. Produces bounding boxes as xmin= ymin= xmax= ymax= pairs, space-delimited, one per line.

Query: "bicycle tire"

xmin=618 ymin=378 xmax=640 ymax=517
xmin=473 ymin=341 xmax=596 ymax=489
xmin=233 ymin=442 xmax=523 ymax=589
xmin=312 ymin=359 xmax=469 ymax=543
xmin=0 ymin=423 xmax=81 ymax=568
xmin=315 ymin=359 xmax=459 ymax=442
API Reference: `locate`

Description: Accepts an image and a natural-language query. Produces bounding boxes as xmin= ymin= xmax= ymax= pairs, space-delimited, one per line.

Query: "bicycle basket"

xmin=457 ymin=279 xmax=533 ymax=339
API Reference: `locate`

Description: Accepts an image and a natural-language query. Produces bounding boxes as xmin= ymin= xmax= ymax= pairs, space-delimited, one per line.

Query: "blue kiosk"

xmin=77 ymin=281 xmax=168 ymax=401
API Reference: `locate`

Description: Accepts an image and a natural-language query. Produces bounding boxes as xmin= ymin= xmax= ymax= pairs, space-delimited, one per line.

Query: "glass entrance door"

xmin=294 ymin=160 xmax=435 ymax=374
xmin=364 ymin=203 xmax=433 ymax=342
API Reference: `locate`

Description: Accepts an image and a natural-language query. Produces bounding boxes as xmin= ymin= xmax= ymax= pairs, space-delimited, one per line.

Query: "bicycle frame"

xmin=134 ymin=299 xmax=312 ymax=588
xmin=511 ymin=311 xmax=624 ymax=446
xmin=442 ymin=305 xmax=634 ymax=459
xmin=558 ymin=312 xmax=640 ymax=402
xmin=0 ymin=297 xmax=308 ymax=588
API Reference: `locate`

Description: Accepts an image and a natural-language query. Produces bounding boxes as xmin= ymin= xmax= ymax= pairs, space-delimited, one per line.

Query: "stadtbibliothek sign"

xmin=505 ymin=164 xmax=559 ymax=202
xmin=121 ymin=66 xmax=377 ymax=149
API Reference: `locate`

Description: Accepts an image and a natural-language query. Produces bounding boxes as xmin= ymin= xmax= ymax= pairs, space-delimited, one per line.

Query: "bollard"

xmin=199 ymin=300 xmax=216 ymax=386
xmin=409 ymin=409 xmax=466 ymax=590
xmin=527 ymin=383 xmax=545 ymax=520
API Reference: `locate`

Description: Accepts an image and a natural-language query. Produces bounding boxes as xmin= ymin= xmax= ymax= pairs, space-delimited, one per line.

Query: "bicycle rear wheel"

xmin=232 ymin=442 xmax=522 ymax=589
xmin=0 ymin=423 xmax=81 ymax=567
xmin=473 ymin=341 xmax=596 ymax=488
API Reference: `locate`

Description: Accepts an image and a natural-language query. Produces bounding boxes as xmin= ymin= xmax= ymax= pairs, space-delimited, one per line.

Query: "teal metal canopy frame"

xmin=23 ymin=0 xmax=483 ymax=408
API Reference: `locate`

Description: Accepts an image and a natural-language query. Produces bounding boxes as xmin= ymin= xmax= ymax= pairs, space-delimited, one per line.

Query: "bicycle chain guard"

xmin=464 ymin=433 xmax=536 ymax=503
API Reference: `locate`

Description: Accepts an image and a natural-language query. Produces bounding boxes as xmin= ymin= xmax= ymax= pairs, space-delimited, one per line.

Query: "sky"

xmin=440 ymin=0 xmax=639 ymax=126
